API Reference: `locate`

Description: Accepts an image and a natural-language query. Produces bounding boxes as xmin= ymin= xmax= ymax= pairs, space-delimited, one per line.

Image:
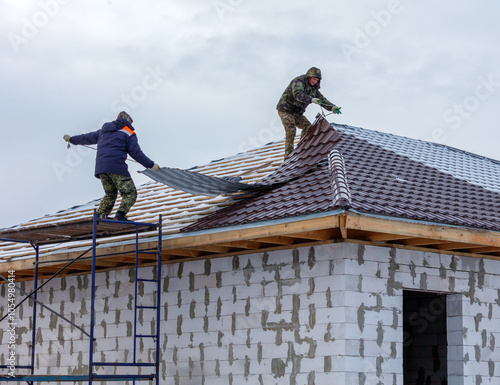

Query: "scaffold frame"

xmin=0 ymin=212 xmax=163 ymax=384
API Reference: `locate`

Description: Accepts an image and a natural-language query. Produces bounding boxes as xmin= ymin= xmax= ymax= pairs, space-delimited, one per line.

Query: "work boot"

xmin=96 ymin=213 xmax=109 ymax=221
xmin=114 ymin=212 xmax=130 ymax=221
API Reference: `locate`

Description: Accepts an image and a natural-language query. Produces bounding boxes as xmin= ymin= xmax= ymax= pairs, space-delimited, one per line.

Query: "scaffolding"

xmin=0 ymin=212 xmax=162 ymax=384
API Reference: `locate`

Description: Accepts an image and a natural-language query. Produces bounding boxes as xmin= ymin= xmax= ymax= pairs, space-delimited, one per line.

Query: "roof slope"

xmin=183 ymin=122 xmax=500 ymax=232
xmin=1 ymin=118 xmax=499 ymax=262
xmin=0 ymin=143 xmax=285 ymax=260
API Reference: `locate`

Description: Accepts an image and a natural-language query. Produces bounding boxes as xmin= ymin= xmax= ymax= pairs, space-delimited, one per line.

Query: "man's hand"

xmin=63 ymin=134 xmax=71 ymax=142
xmin=331 ymin=106 xmax=342 ymax=114
xmin=151 ymin=164 xmax=161 ymax=172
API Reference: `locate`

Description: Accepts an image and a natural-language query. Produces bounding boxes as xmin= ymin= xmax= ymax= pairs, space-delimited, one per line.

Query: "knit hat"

xmin=117 ymin=111 xmax=133 ymax=124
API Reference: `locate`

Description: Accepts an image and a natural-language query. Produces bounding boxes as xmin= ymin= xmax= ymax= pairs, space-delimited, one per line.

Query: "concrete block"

xmin=343 ymin=274 xmax=363 ymax=292
xmin=168 ymin=276 xmax=189 ymax=292
xmin=328 ymin=290 xmax=347 ymax=307
xmin=314 ymin=275 xmax=345 ymax=292
xmin=300 ymin=260 xmax=333 ymax=279
xmin=447 ymin=375 xmax=465 ymax=385
xmin=262 ymin=248 xmax=295 ymax=265
xmin=367 ymin=245 xmax=405 ymax=263
xmin=219 ymin=271 xmax=247 ymax=287
xmin=447 ymin=295 xmax=465 ymax=315
xmin=420 ymin=265 xmax=445 ymax=277
xmin=162 ymin=263 xmax=178 ymax=278
xmin=245 ymin=296 xmax=276 ymax=315
xmin=315 ymin=371 xmax=346 ymax=384
xmin=478 ymin=288 xmax=499 ymax=304
xmin=217 ymin=299 xmax=245 ymax=317
xmin=392 ymin=248 xmax=425 ymax=266
xmin=342 ymin=291 xmax=381 ymax=308
xmin=235 ymin=283 xmax=265 ymax=299
xmin=281 ymin=279 xmax=311 ymax=296
xmin=105 ymin=324 xmax=129 ymax=339
xmin=298 ymin=356 xmax=328 ymax=372
xmin=425 ymin=274 xmax=453 ymax=292
xmin=313 ymin=307 xmax=338 ymax=325
xmin=208 ymin=255 xmax=233 ymax=272
xmin=180 ymin=260 xmax=206 ymax=275
xmin=299 ymin=290 xmax=328 ymax=308
xmin=344 ymin=322 xmax=377 ymax=340
xmin=343 ymin=259 xmax=380 ymax=277
xmin=361 ymin=308 xmax=398 ymax=328
xmin=448 ymin=318 xmax=465 ymax=340
xmin=193 ymin=274 xmax=218 ymax=290
xmin=359 ymin=275 xmax=392 ymax=294
xmin=482 ymin=259 xmax=500 ymax=276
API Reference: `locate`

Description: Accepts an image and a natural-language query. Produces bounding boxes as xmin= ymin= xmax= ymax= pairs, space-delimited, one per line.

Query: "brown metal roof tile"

xmin=260 ymin=114 xmax=341 ymax=186
xmin=182 ymin=123 xmax=500 ymax=233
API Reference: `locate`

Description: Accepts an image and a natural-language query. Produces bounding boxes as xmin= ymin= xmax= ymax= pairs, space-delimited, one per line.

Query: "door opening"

xmin=403 ymin=291 xmax=448 ymax=385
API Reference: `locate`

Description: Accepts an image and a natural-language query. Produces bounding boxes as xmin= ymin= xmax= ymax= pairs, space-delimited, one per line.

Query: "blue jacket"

xmin=70 ymin=119 xmax=155 ymax=178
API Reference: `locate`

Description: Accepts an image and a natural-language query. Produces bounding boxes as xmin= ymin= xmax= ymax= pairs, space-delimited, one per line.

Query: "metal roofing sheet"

xmin=141 ymin=113 xmax=340 ymax=198
xmin=141 ymin=167 xmax=267 ymax=196
xmin=260 ymin=113 xmax=341 ymax=186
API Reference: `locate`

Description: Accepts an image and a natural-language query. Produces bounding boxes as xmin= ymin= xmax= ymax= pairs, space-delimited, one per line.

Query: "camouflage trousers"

xmin=278 ymin=110 xmax=312 ymax=158
xmin=97 ymin=173 xmax=137 ymax=215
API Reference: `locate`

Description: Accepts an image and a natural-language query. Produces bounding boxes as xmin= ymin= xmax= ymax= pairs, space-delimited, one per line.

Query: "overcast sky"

xmin=1 ymin=0 xmax=499 ymax=229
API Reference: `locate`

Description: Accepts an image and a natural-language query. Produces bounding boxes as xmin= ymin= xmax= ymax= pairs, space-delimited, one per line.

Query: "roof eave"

xmin=2 ymin=210 xmax=500 ymax=279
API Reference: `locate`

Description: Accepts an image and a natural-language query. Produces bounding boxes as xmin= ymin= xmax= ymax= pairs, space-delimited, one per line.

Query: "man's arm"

xmin=69 ymin=131 xmax=100 ymax=145
xmin=127 ymin=135 xmax=155 ymax=169
xmin=314 ymin=90 xmax=336 ymax=108
xmin=291 ymin=79 xmax=313 ymax=104
xmin=313 ymin=90 xmax=341 ymax=113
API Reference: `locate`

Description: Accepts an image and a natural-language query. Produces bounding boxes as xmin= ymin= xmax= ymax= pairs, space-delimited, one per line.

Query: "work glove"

xmin=63 ymin=134 xmax=71 ymax=149
xmin=331 ymin=106 xmax=342 ymax=114
xmin=151 ymin=164 xmax=161 ymax=172
xmin=311 ymin=98 xmax=321 ymax=105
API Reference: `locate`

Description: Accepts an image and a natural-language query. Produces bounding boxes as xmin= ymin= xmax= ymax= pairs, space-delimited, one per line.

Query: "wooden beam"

xmin=217 ymin=240 xmax=264 ymax=249
xmin=289 ymin=229 xmax=336 ymax=241
xmin=185 ymin=245 xmax=232 ymax=254
xmin=254 ymin=236 xmax=296 ymax=245
xmin=339 ymin=214 xmax=348 ymax=239
xmin=466 ymin=246 xmax=500 ymax=254
xmin=436 ymin=242 xmax=479 ymax=251
xmin=93 ymin=259 xmax=121 ymax=267
xmin=344 ymin=213 xmax=500 ymax=247
xmin=367 ymin=234 xmax=414 ymax=242
xmin=162 ymin=214 xmax=341 ymax=250
xmin=162 ymin=249 xmax=201 ymax=258
xmin=400 ymin=238 xmax=449 ymax=246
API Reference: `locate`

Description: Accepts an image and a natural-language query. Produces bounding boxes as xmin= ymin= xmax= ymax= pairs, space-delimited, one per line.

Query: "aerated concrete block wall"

xmin=1 ymin=242 xmax=500 ymax=384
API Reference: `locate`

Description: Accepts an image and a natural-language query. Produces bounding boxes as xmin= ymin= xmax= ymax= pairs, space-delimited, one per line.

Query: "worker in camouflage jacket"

xmin=276 ymin=67 xmax=341 ymax=158
xmin=63 ymin=111 xmax=161 ymax=221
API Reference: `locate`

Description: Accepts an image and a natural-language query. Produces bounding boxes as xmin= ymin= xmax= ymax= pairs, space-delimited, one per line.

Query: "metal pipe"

xmin=0 ymin=246 xmax=93 ymax=323
xmin=0 ymin=274 xmax=90 ymax=337
xmin=88 ymin=211 xmax=98 ymax=385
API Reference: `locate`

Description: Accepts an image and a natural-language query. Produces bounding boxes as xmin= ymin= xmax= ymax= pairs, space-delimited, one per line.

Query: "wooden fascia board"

xmin=162 ymin=214 xmax=342 ymax=250
xmin=343 ymin=213 xmax=500 ymax=247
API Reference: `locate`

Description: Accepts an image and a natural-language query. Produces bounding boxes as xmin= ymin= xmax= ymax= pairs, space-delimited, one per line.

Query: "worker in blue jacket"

xmin=64 ymin=111 xmax=160 ymax=221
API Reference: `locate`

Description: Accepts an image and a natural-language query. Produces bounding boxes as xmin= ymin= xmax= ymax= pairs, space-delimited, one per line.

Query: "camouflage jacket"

xmin=276 ymin=72 xmax=334 ymax=115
